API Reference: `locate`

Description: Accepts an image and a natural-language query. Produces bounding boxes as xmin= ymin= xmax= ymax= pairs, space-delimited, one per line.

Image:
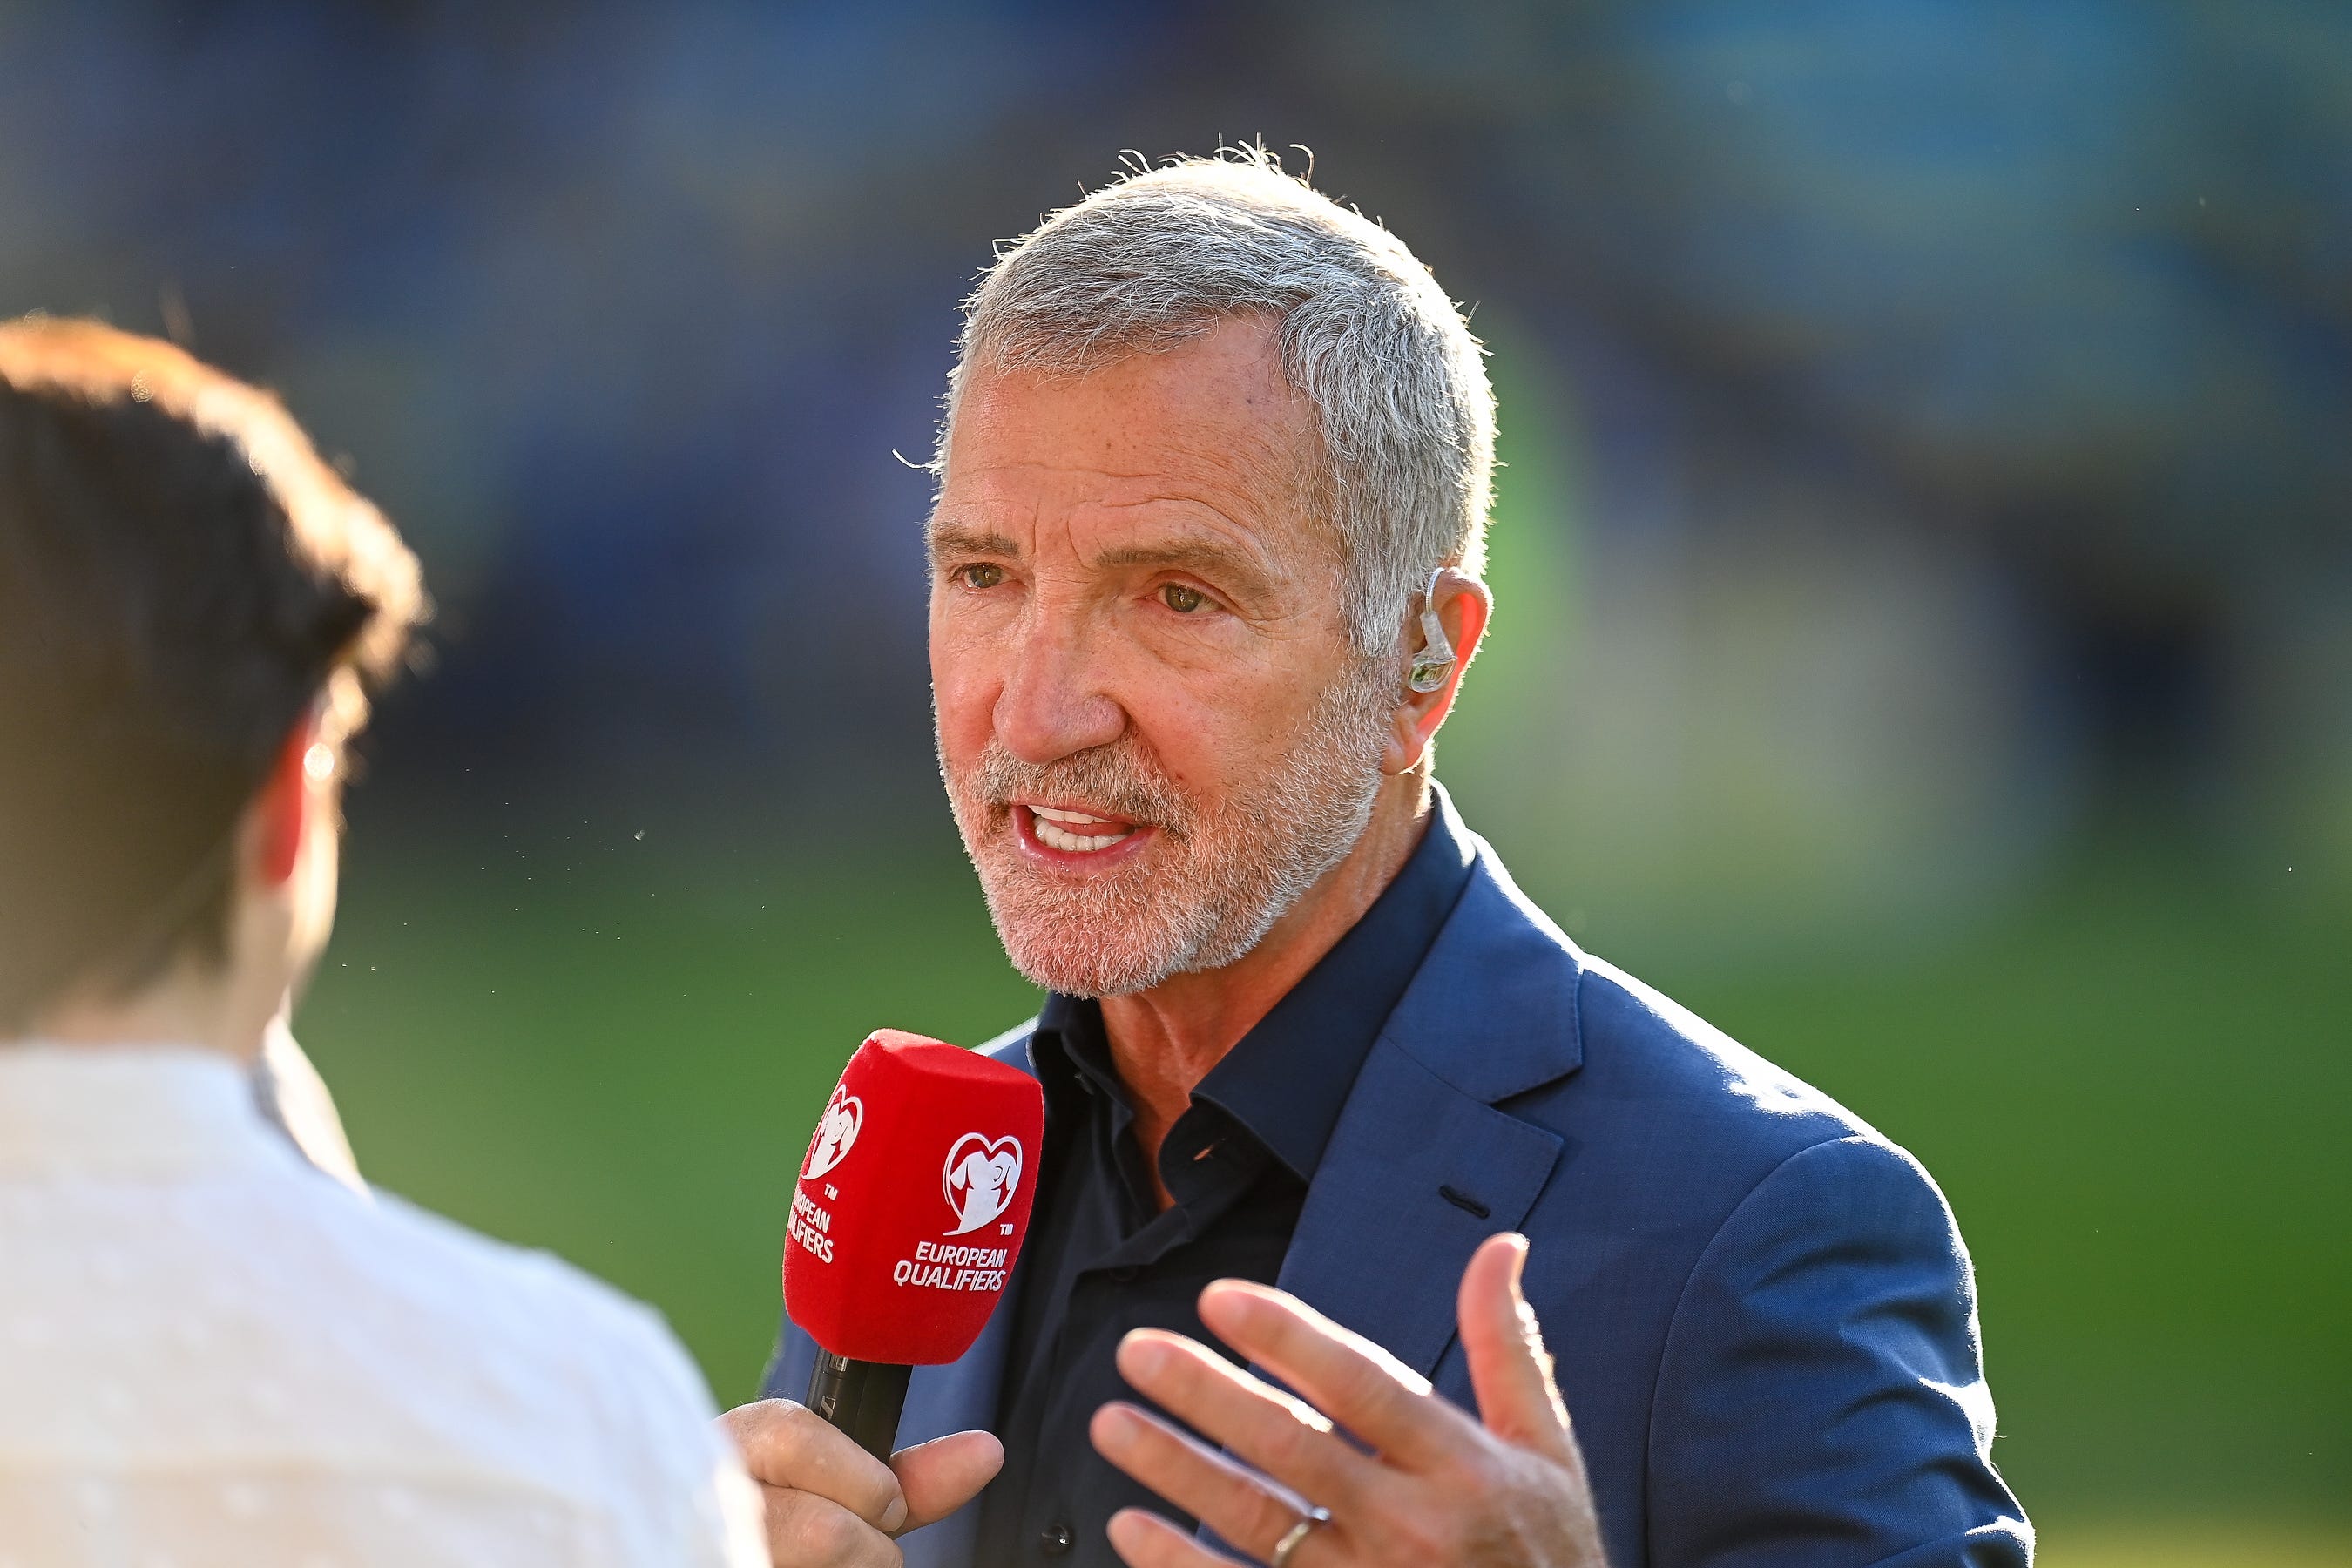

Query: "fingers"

xmin=1194 ymin=1281 xmax=1469 ymax=1471
xmin=756 ymin=1485 xmax=901 ymax=1567
xmin=1456 ymin=1233 xmax=1578 ymax=1462
xmin=1105 ymin=1506 xmax=1253 ymax=1568
xmin=889 ymin=1429 xmax=1004 ymax=1532
xmin=1110 ymin=1330 xmax=1370 ymax=1512
xmin=1092 ymin=1405 xmax=1320 ymax=1568
xmin=719 ymin=1399 xmax=908 ymax=1532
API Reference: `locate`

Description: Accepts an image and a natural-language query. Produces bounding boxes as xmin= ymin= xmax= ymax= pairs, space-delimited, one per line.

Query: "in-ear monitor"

xmin=1407 ymin=568 xmax=1456 ymax=693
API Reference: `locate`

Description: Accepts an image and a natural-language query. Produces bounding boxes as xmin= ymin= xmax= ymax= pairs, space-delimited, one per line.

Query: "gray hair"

xmin=943 ymin=149 xmax=1496 ymax=654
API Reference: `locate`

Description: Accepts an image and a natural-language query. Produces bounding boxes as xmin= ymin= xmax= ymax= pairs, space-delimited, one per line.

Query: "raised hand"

xmin=1089 ymin=1233 xmax=1605 ymax=1568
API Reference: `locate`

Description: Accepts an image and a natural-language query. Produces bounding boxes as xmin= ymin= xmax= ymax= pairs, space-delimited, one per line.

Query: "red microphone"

xmin=783 ymin=1030 xmax=1045 ymax=1459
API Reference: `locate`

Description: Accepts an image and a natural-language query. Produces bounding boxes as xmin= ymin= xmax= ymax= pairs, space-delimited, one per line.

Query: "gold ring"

xmin=1269 ymin=1504 xmax=1333 ymax=1568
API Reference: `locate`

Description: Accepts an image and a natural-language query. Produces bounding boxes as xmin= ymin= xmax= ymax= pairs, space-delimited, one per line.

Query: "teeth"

xmin=1031 ymin=814 xmax=1132 ymax=854
xmin=1031 ymin=805 xmax=1112 ymax=826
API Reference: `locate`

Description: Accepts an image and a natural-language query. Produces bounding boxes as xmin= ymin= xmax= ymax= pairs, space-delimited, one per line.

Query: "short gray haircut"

xmin=943 ymin=149 xmax=1496 ymax=653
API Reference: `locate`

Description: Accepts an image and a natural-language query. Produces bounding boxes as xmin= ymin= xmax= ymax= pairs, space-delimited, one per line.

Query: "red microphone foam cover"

xmin=783 ymin=1030 xmax=1045 ymax=1364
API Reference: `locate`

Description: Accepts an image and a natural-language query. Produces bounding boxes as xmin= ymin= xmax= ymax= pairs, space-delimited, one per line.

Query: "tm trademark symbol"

xmin=1000 ymin=1223 xmax=1013 ymax=1236
xmin=825 ymin=1185 xmax=838 ymax=1200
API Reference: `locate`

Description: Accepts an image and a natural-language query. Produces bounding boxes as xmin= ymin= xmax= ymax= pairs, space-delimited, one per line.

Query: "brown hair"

xmin=0 ymin=317 xmax=428 ymax=1029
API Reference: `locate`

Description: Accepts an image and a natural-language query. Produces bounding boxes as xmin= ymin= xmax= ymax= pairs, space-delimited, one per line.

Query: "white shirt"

xmin=0 ymin=1044 xmax=769 ymax=1568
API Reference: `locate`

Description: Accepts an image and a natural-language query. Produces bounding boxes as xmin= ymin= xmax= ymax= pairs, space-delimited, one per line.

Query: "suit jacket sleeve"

xmin=1644 ymin=1135 xmax=2032 ymax=1568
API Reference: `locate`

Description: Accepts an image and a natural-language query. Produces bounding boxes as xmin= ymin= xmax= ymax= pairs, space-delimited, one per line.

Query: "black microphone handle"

xmin=806 ymin=1349 xmax=914 ymax=1463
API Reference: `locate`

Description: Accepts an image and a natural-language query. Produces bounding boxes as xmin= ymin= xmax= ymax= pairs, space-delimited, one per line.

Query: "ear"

xmin=1382 ymin=568 xmax=1492 ymax=776
xmin=253 ymin=713 xmax=323 ymax=887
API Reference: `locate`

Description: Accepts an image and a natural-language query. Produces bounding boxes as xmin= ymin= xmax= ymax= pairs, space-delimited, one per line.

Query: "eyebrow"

xmin=926 ymin=523 xmax=1023 ymax=562
xmin=1094 ymin=539 xmax=1275 ymax=600
xmin=928 ymin=523 xmax=1280 ymax=603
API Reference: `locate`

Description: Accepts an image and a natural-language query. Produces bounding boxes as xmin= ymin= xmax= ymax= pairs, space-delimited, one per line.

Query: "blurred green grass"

xmin=297 ymin=802 xmax=2349 ymax=1558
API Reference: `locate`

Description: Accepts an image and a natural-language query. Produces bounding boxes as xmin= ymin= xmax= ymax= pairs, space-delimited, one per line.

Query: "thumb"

xmin=1457 ymin=1233 xmax=1578 ymax=1463
xmin=890 ymin=1429 xmax=1004 ymax=1534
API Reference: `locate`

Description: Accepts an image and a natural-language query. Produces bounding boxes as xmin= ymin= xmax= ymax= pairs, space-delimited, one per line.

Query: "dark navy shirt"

xmin=972 ymin=808 xmax=1477 ymax=1565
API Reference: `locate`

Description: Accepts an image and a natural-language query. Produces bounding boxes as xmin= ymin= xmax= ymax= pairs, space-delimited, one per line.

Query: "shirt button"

xmin=1040 ymin=1520 xmax=1075 ymax=1555
xmin=1108 ymin=1265 xmax=1140 ymax=1284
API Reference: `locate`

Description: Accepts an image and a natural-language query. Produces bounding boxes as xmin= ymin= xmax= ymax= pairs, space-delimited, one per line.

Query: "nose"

xmin=991 ymin=599 xmax=1126 ymax=767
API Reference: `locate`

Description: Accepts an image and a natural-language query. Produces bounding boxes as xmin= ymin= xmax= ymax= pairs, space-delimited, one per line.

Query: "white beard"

xmin=941 ymin=660 xmax=1394 ymax=997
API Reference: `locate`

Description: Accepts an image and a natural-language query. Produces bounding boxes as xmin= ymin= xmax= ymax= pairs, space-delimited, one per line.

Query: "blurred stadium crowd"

xmin=3 ymin=1 xmax=2343 ymax=929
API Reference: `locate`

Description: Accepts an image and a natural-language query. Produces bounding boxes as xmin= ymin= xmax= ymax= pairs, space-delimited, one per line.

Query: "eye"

xmin=956 ymin=563 xmax=1005 ymax=591
xmin=1159 ymin=583 xmax=1209 ymax=614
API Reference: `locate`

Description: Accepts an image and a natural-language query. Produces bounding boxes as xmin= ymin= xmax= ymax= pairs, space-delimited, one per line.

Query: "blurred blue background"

xmin=3 ymin=3 xmax=2345 ymax=1563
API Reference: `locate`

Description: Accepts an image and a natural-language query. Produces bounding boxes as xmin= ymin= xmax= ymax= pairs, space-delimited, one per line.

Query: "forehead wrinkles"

xmin=940 ymin=340 xmax=1346 ymax=589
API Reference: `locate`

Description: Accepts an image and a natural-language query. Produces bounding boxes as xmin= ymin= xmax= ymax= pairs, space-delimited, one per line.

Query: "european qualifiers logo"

xmin=890 ymin=1132 xmax=1024 ymax=1294
xmin=802 ymin=1085 xmax=862 ymax=1180
xmin=943 ymin=1132 xmax=1021 ymax=1236
xmin=787 ymin=1086 xmax=863 ymax=1265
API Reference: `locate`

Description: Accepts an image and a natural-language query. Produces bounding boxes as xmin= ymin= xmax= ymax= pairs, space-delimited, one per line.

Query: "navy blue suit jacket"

xmin=766 ymin=801 xmax=2031 ymax=1566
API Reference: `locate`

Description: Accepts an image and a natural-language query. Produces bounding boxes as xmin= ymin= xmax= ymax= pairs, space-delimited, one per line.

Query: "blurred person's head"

xmin=0 ymin=317 xmax=426 ymax=1054
xmin=929 ymin=151 xmax=1495 ymax=998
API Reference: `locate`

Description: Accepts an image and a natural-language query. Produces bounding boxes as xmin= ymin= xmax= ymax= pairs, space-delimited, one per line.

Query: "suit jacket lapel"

xmin=1276 ymin=1039 xmax=1565 ymax=1378
xmin=1276 ymin=823 xmax=1588 ymax=1381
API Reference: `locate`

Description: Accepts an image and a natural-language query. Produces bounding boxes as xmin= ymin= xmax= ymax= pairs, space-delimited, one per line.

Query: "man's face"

xmin=929 ymin=317 xmax=1394 ymax=998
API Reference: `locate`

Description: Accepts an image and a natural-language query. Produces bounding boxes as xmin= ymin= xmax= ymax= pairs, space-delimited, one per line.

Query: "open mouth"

xmin=1012 ymin=801 xmax=1156 ymax=865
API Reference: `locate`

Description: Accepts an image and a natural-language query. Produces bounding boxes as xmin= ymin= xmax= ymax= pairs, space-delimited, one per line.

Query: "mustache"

xmin=965 ymin=738 xmax=1196 ymax=834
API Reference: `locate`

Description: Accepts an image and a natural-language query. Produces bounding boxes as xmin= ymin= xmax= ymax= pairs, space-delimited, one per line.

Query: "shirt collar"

xmin=1032 ymin=997 xmax=1121 ymax=1125
xmin=0 ymin=1043 xmax=305 ymax=1182
xmin=1033 ymin=787 xmax=1478 ymax=1183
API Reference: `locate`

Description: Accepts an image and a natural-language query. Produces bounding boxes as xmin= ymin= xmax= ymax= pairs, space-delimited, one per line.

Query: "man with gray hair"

xmin=727 ymin=152 xmax=2031 ymax=1568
